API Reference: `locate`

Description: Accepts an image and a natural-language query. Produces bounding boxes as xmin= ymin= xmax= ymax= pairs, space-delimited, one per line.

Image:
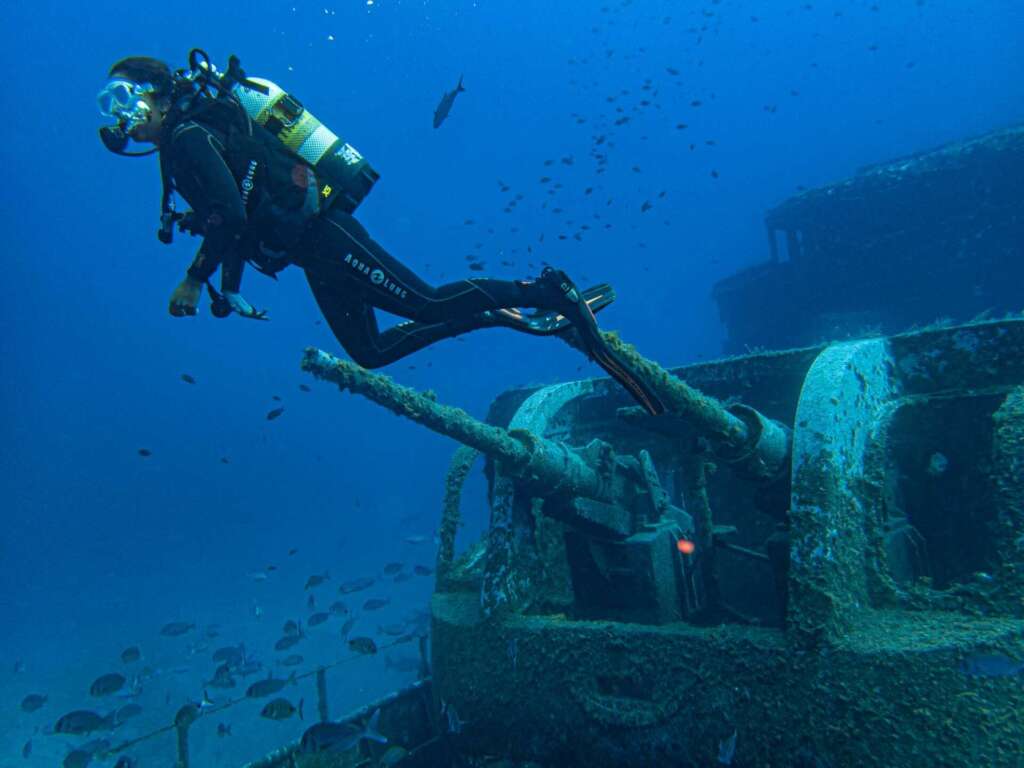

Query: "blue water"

xmin=1 ymin=0 xmax=1021 ymax=765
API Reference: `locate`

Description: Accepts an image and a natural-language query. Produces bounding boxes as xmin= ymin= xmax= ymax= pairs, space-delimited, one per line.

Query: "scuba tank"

xmin=191 ymin=49 xmax=379 ymax=216
xmin=155 ymin=50 xmax=379 ymax=248
xmin=228 ymin=74 xmax=379 ymax=215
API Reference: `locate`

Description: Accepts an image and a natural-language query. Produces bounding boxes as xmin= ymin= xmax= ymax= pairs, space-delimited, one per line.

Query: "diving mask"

xmin=97 ymin=79 xmax=155 ymax=131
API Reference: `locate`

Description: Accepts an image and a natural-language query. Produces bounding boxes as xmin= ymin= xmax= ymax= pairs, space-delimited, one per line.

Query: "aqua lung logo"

xmin=345 ymin=254 xmax=407 ymax=299
xmin=335 ymin=144 xmax=363 ymax=166
xmin=240 ymin=160 xmax=258 ymax=207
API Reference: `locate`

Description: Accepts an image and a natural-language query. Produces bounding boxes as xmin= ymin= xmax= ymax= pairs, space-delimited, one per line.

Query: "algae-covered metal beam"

xmin=302 ymin=348 xmax=607 ymax=503
xmin=596 ymin=333 xmax=792 ymax=485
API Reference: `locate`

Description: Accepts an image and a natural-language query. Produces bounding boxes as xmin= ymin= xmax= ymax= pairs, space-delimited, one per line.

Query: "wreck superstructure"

xmin=712 ymin=123 xmax=1024 ymax=354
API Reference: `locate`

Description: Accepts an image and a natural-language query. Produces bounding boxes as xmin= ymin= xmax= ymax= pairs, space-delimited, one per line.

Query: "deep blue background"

xmin=1 ymin=0 xmax=1021 ymax=760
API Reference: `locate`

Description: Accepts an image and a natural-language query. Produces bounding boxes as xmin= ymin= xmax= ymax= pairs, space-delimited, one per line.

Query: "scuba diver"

xmin=97 ymin=50 xmax=664 ymax=415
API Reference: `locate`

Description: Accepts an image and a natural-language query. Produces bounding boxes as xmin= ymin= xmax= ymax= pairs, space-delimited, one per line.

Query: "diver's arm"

xmin=169 ymin=122 xmax=248 ymax=294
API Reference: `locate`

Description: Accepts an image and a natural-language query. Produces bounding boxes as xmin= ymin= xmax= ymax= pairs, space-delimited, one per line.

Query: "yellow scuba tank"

xmin=228 ymin=75 xmax=378 ymax=214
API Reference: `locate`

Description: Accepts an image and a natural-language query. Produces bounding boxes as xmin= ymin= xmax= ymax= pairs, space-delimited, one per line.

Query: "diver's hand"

xmin=169 ymin=276 xmax=202 ymax=317
xmin=223 ymin=291 xmax=269 ymax=320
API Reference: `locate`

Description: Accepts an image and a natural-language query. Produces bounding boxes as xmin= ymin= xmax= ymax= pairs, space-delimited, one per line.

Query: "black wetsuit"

xmin=163 ymin=112 xmax=561 ymax=368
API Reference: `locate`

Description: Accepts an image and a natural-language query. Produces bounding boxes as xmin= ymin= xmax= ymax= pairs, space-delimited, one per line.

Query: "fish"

xmin=115 ymin=703 xmax=143 ymax=724
xmin=205 ymin=663 xmax=237 ymax=689
xmin=20 ymin=693 xmax=47 ymax=712
xmin=363 ymin=598 xmax=391 ymax=611
xmin=137 ymin=449 xmax=151 ymax=457
xmin=718 ymin=729 xmax=737 ymax=765
xmin=960 ymin=653 xmax=1024 ymax=677
xmin=266 ymin=407 xmax=285 ymax=421
xmin=348 ymin=636 xmax=378 ymax=655
xmin=382 ymin=562 xmax=404 ymax=575
xmin=21 ymin=739 xmax=31 ymax=758
xmin=63 ymin=750 xmax=92 ymax=768
xmin=299 ymin=708 xmax=386 ymax=753
xmin=308 ymin=612 xmax=331 ymax=627
xmin=181 ymin=373 xmax=196 ymax=384
xmin=279 ymin=654 xmax=304 ymax=667
xmin=212 ymin=644 xmax=245 ymax=666
xmin=217 ymin=723 xmax=232 ymax=737
xmin=339 ymin=577 xmax=375 ymax=594
xmin=288 ymin=547 xmax=299 ymax=555
xmin=299 ymin=384 xmax=311 ymax=392
xmin=305 ymin=572 xmax=330 ymax=590
xmin=120 ymin=646 xmax=141 ymax=664
xmin=340 ymin=617 xmax=357 ymax=638
xmin=54 ymin=709 xmax=117 ymax=735
xmin=307 ymin=594 xmax=316 ymax=610
xmin=160 ymin=621 xmax=195 ymax=637
xmin=113 ymin=758 xmax=137 ymax=768
xmin=640 ymin=200 xmax=653 ymax=213
xmin=275 ymin=635 xmax=303 ymax=651
xmin=413 ymin=565 xmax=434 ymax=576
xmin=246 ymin=671 xmax=296 ymax=699
xmin=378 ymin=623 xmax=407 ymax=637
xmin=283 ymin=619 xmax=303 ymax=637
xmin=329 ymin=600 xmax=349 ymax=615
xmin=432 ymin=75 xmax=465 ymax=129
xmin=261 ymin=697 xmax=303 ymax=721
xmin=90 ymin=673 xmax=126 ymax=697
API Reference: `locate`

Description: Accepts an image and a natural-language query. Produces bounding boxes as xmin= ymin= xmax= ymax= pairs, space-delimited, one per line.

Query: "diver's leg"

xmin=305 ymin=267 xmax=481 ymax=368
xmin=301 ymin=209 xmax=571 ymax=324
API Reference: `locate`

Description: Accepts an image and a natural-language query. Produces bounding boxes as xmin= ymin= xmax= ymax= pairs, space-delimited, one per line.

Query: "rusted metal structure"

xmin=299 ymin=317 xmax=1024 ymax=767
xmin=713 ymin=123 xmax=1024 ymax=354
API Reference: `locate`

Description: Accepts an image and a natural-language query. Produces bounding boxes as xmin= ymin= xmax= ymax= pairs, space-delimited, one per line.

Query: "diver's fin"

xmin=541 ymin=268 xmax=665 ymax=416
xmin=478 ymin=284 xmax=615 ymax=336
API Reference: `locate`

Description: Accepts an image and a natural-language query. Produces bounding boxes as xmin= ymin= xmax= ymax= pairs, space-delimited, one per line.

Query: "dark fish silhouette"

xmin=54 ymin=709 xmax=116 ymax=735
xmin=348 ymin=636 xmax=378 ymax=655
xmin=275 ymin=635 xmax=303 ymax=651
xmin=261 ymin=697 xmax=303 ymax=721
xmin=266 ymin=407 xmax=285 ymax=421
xmin=339 ymin=576 xmax=375 ymax=594
xmin=63 ymin=749 xmax=92 ymax=768
xmin=89 ymin=673 xmax=126 ymax=697
xmin=120 ymin=646 xmax=141 ymax=664
xmin=433 ymin=75 xmax=465 ymax=128
xmin=307 ymin=612 xmax=330 ymax=627
xmin=180 ymin=374 xmax=196 ymax=384
xmin=160 ymin=621 xmax=195 ymax=637
xmin=20 ymin=693 xmax=47 ymax=712
xmin=246 ymin=672 xmax=296 ymax=699
xmin=299 ymin=709 xmax=385 ymax=754
xmin=305 ymin=572 xmax=329 ymax=589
